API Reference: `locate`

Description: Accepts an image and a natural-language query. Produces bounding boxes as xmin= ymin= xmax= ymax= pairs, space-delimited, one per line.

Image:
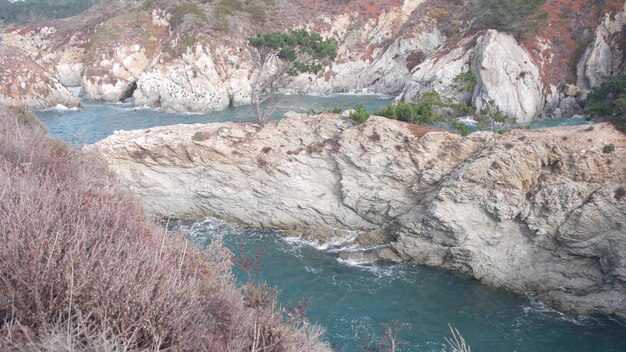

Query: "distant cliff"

xmin=94 ymin=113 xmax=626 ymax=319
xmin=2 ymin=0 xmax=626 ymax=123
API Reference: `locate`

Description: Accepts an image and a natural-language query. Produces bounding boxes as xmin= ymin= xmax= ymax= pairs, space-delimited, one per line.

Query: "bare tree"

xmin=248 ymin=29 xmax=338 ymax=126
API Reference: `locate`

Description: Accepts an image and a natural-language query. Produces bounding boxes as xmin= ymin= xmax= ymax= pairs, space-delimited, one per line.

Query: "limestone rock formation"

xmin=2 ymin=26 xmax=86 ymax=87
xmin=133 ymin=44 xmax=251 ymax=112
xmin=0 ymin=44 xmax=78 ymax=110
xmin=81 ymin=11 xmax=168 ymax=102
xmin=94 ymin=113 xmax=626 ymax=318
xmin=1 ymin=0 xmax=625 ymax=120
xmin=577 ymin=3 xmax=626 ymax=90
xmin=401 ymin=30 xmax=544 ymax=124
xmin=1 ymin=2 xmax=129 ymax=88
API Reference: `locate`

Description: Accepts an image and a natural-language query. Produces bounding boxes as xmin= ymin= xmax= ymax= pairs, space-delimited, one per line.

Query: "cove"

xmin=36 ymin=95 xmax=622 ymax=351
xmin=186 ymin=219 xmax=626 ymax=352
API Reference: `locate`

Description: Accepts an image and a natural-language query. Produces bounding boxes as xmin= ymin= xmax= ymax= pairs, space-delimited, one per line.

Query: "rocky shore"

xmin=94 ymin=113 xmax=626 ymax=319
xmin=2 ymin=0 xmax=626 ymax=124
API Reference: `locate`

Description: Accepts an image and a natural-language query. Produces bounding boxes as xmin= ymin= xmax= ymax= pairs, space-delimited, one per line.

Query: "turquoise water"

xmin=36 ymin=94 xmax=592 ymax=146
xmin=36 ymin=95 xmax=392 ymax=145
xmin=186 ymin=220 xmax=626 ymax=352
xmin=38 ymin=95 xmax=620 ymax=351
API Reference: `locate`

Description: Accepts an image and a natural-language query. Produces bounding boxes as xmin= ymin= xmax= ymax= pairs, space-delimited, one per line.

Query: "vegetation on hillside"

xmin=588 ymin=74 xmax=626 ymax=132
xmin=0 ymin=109 xmax=327 ymax=351
xmin=348 ymin=92 xmax=517 ymax=136
xmin=473 ymin=0 xmax=548 ymax=38
xmin=0 ymin=0 xmax=101 ymax=23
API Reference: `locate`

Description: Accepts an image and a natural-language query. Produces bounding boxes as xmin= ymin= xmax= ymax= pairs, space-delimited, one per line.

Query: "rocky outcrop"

xmin=134 ymin=1 xmax=444 ymax=112
xmin=133 ymin=43 xmax=251 ymax=112
xmin=1 ymin=1 xmax=130 ymax=88
xmin=2 ymin=0 xmax=446 ymax=111
xmin=0 ymin=44 xmax=78 ymax=110
xmin=2 ymin=26 xmax=86 ymax=87
xmin=81 ymin=11 xmax=168 ymax=102
xmin=577 ymin=3 xmax=626 ymax=90
xmin=94 ymin=113 xmax=626 ymax=318
xmin=401 ymin=30 xmax=544 ymax=124
xmin=2 ymin=0 xmax=625 ymax=119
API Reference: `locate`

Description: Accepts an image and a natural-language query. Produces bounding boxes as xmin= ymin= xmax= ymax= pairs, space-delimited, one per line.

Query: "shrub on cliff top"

xmin=0 ymin=110 xmax=328 ymax=351
xmin=376 ymin=92 xmax=471 ymax=125
xmin=349 ymin=105 xmax=370 ymax=123
xmin=588 ymin=74 xmax=626 ymax=133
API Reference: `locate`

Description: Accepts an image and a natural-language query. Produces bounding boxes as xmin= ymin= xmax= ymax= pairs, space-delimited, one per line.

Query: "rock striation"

xmin=400 ymin=30 xmax=544 ymax=124
xmin=577 ymin=2 xmax=626 ymax=90
xmin=0 ymin=44 xmax=78 ymax=110
xmin=94 ymin=113 xmax=626 ymax=319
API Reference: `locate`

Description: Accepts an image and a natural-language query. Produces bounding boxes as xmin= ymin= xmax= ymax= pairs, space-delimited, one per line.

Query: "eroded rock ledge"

xmin=94 ymin=113 xmax=626 ymax=318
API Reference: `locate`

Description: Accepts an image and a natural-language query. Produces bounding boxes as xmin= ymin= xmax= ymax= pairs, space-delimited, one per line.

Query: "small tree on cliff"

xmin=248 ymin=29 xmax=338 ymax=126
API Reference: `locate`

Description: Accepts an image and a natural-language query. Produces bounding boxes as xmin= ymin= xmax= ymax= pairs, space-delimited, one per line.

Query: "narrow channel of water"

xmin=186 ymin=219 xmax=626 ymax=352
xmin=36 ymin=94 xmax=591 ymax=145
xmin=37 ymin=94 xmax=392 ymax=145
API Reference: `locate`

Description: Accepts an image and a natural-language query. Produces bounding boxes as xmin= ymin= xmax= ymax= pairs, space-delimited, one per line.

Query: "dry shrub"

xmin=0 ymin=110 xmax=329 ymax=351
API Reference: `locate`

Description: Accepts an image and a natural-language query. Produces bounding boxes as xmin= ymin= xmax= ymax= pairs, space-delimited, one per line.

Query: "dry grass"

xmin=0 ymin=109 xmax=329 ymax=351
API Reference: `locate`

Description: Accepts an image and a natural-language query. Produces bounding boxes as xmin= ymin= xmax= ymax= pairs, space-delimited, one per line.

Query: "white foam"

xmin=457 ymin=116 xmax=477 ymax=125
xmin=282 ymin=231 xmax=360 ymax=251
xmin=336 ymin=257 xmax=369 ymax=267
xmin=45 ymin=104 xmax=81 ymax=112
xmin=522 ymin=295 xmax=597 ymax=326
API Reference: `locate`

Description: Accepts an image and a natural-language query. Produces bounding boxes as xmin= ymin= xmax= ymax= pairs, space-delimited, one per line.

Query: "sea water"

xmin=38 ymin=95 xmax=620 ymax=351
xmin=186 ymin=220 xmax=626 ymax=352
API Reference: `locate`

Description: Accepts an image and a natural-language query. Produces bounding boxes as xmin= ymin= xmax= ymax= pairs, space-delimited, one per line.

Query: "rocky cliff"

xmin=4 ymin=0 xmax=626 ymax=123
xmin=577 ymin=2 xmax=626 ymax=90
xmin=94 ymin=113 xmax=626 ymax=319
xmin=0 ymin=44 xmax=78 ymax=110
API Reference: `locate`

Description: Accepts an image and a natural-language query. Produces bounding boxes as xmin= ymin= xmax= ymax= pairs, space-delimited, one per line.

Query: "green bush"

xmin=603 ymin=143 xmax=616 ymax=153
xmin=376 ymin=92 xmax=471 ymax=125
xmin=349 ymin=106 xmax=370 ymax=123
xmin=453 ymin=71 xmax=477 ymax=93
xmin=191 ymin=131 xmax=208 ymax=141
xmin=476 ymin=100 xmax=517 ymax=133
xmin=588 ymin=74 xmax=626 ymax=133
xmin=170 ymin=3 xmax=207 ymax=29
xmin=474 ymin=0 xmax=547 ymax=38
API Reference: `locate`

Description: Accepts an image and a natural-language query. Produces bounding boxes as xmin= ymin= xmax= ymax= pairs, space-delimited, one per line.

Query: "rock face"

xmin=81 ymin=11 xmax=168 ymax=102
xmin=95 ymin=113 xmax=626 ymax=319
xmin=1 ymin=0 xmax=448 ymax=111
xmin=577 ymin=3 xmax=626 ymax=90
xmin=401 ymin=30 xmax=544 ymax=124
xmin=0 ymin=44 xmax=78 ymax=110
xmin=133 ymin=1 xmax=444 ymax=112
xmin=2 ymin=26 xmax=87 ymax=87
xmin=1 ymin=0 xmax=626 ymax=119
xmin=133 ymin=44 xmax=251 ymax=112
